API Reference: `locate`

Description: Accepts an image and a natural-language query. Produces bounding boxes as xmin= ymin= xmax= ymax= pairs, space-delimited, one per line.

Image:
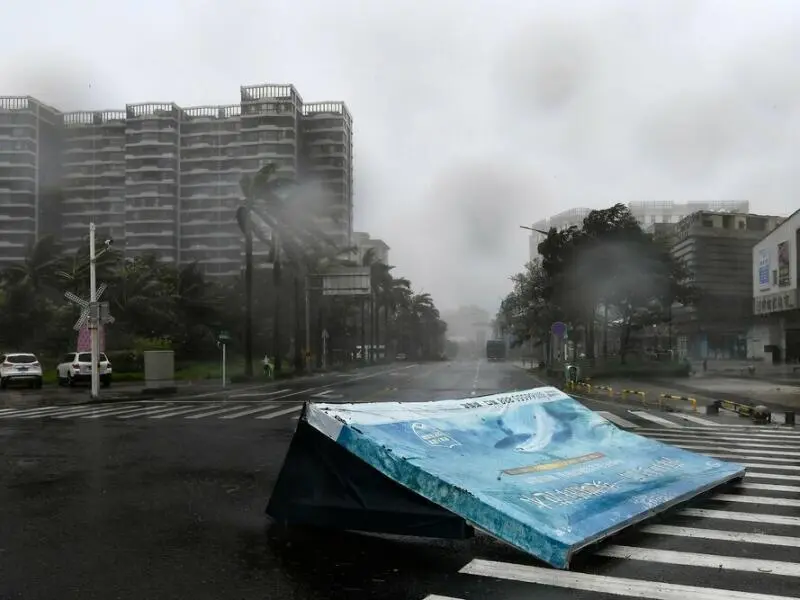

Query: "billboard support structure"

xmin=266 ymin=405 xmax=475 ymax=539
xmin=304 ymin=268 xmax=373 ymax=372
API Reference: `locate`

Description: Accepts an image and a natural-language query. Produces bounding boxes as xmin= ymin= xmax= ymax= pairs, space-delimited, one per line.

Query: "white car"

xmin=0 ymin=353 xmax=44 ymax=389
xmin=56 ymin=352 xmax=112 ymax=387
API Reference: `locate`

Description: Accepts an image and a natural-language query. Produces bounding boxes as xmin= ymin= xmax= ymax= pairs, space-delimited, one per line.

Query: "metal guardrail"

xmin=659 ymin=393 xmax=697 ymax=411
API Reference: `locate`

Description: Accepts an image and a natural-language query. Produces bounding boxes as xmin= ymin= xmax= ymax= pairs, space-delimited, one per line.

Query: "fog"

xmin=3 ymin=0 xmax=799 ymax=314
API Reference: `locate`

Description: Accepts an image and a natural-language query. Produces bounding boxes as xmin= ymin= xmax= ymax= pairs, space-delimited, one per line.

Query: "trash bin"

xmin=564 ymin=364 xmax=580 ymax=385
xmin=144 ymin=350 xmax=176 ymax=393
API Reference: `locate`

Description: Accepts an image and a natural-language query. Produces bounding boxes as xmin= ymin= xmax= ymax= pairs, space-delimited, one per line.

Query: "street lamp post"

xmin=89 ymin=223 xmax=100 ymax=400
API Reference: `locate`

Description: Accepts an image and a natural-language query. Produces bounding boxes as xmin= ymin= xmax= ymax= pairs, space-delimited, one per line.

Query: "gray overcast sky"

xmin=4 ymin=0 xmax=799 ymax=314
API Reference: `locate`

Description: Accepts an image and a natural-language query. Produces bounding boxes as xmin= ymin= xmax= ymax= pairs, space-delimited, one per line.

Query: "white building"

xmin=352 ymin=231 xmax=389 ymax=266
xmin=748 ymin=209 xmax=800 ymax=363
xmin=528 ymin=200 xmax=750 ymax=260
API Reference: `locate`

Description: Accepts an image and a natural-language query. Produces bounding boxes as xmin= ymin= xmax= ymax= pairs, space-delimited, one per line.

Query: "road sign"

xmin=321 ymin=328 xmax=329 ymax=340
xmin=218 ymin=331 xmax=231 ymax=343
xmin=551 ymin=321 xmax=567 ymax=338
xmin=65 ymin=284 xmax=108 ymax=330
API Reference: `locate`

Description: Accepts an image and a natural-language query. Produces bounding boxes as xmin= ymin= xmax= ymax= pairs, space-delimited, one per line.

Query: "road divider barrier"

xmin=593 ymin=385 xmax=614 ymax=396
xmin=658 ymin=394 xmax=697 ymax=412
xmin=267 ymin=386 xmax=744 ymax=569
xmin=620 ymin=389 xmax=647 ymax=404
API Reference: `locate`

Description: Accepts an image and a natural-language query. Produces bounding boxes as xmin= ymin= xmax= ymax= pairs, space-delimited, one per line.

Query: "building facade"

xmin=528 ymin=200 xmax=751 ymax=260
xmin=0 ymin=97 xmax=62 ymax=269
xmin=749 ymin=209 xmax=800 ymax=363
xmin=669 ymin=210 xmax=783 ymax=360
xmin=0 ymin=84 xmax=354 ymax=279
xmin=352 ymin=232 xmax=389 ymax=266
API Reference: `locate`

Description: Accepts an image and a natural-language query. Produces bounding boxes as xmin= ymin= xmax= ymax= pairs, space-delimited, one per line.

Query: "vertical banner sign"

xmin=777 ymin=241 xmax=791 ymax=288
xmin=76 ymin=324 xmax=106 ymax=352
xmin=758 ymin=248 xmax=770 ymax=291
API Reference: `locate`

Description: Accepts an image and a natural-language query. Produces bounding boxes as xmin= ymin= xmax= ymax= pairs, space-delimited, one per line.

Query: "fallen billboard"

xmin=298 ymin=386 xmax=745 ymax=569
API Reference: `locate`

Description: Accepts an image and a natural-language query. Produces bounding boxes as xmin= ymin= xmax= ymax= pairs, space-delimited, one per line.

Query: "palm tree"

xmin=239 ymin=163 xmax=345 ymax=374
xmin=2 ymin=234 xmax=63 ymax=292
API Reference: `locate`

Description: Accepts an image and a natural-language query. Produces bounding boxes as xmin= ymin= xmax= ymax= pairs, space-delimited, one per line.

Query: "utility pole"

xmin=88 ymin=223 xmax=100 ymax=400
xmin=243 ymin=206 xmax=253 ymax=378
xmin=304 ymin=275 xmax=312 ymax=373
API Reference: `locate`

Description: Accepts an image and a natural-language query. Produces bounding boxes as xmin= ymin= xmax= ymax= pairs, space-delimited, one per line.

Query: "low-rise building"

xmin=749 ymin=209 xmax=800 ymax=363
xmin=352 ymin=232 xmax=389 ymax=266
xmin=671 ymin=210 xmax=783 ymax=359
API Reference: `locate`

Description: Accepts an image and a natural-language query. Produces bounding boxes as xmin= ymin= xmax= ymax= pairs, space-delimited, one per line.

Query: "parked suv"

xmin=56 ymin=352 xmax=112 ymax=387
xmin=0 ymin=353 xmax=44 ymax=389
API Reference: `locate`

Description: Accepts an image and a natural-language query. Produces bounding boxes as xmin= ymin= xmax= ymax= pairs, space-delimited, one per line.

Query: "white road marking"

xmin=220 ymin=404 xmax=297 ymax=419
xmin=739 ymin=481 xmax=800 ymax=492
xmin=183 ymin=405 xmax=250 ymax=419
xmin=640 ymin=524 xmax=800 ymax=547
xmin=148 ymin=405 xmax=224 ymax=419
xmin=629 ymin=411 xmax=683 ymax=428
xmin=714 ymin=494 xmax=800 ymax=508
xmin=83 ymin=404 xmax=166 ymax=419
xmin=1 ymin=405 xmax=75 ymax=418
xmin=676 ymin=414 xmax=721 ymax=426
xmin=645 ymin=434 xmax=800 ymax=449
xmin=255 ymin=405 xmax=303 ymax=419
xmin=461 ymin=558 xmax=793 ymax=600
xmin=22 ymin=404 xmax=110 ymax=419
xmin=227 ymin=388 xmax=291 ymax=399
xmin=598 ymin=544 xmax=800 ymax=578
xmin=54 ymin=404 xmax=142 ymax=419
xmin=596 ymin=411 xmax=638 ymax=429
xmin=674 ymin=444 xmax=800 ymax=458
xmin=745 ymin=472 xmax=800 ymax=482
xmin=118 ymin=405 xmax=199 ymax=419
xmin=679 ymin=508 xmax=800 ymax=526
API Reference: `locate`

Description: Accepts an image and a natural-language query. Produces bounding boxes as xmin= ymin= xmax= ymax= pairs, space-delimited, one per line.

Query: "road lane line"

xmin=677 ymin=414 xmax=721 ymax=426
xmin=53 ymin=404 xmax=145 ymax=419
xmin=628 ymin=411 xmax=684 ymax=428
xmin=184 ymin=405 xmax=250 ymax=419
xmin=598 ymin=545 xmax=800 ymax=578
xmin=640 ymin=524 xmax=800 ymax=547
xmin=461 ymin=558 xmax=793 ymax=600
xmin=228 ymin=388 xmax=291 ymax=399
xmin=255 ymin=405 xmax=303 ymax=420
xmin=21 ymin=404 xmax=120 ymax=419
xmin=745 ymin=472 xmax=800 ymax=482
xmin=644 ymin=434 xmax=800 ymax=448
xmin=83 ymin=404 xmax=167 ymax=419
xmin=672 ymin=444 xmax=800 ymax=458
xmin=596 ymin=411 xmax=638 ymax=429
xmin=117 ymin=405 xmax=198 ymax=419
xmin=713 ymin=494 xmax=800 ymax=508
xmin=0 ymin=405 xmax=76 ymax=418
xmin=679 ymin=508 xmax=800 ymax=526
xmin=220 ymin=404 xmax=295 ymax=419
xmin=739 ymin=482 xmax=800 ymax=492
xmin=148 ymin=405 xmax=227 ymax=419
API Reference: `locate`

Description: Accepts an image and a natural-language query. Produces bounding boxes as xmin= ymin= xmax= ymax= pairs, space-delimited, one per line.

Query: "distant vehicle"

xmin=56 ymin=352 xmax=112 ymax=387
xmin=0 ymin=353 xmax=43 ymax=389
xmin=395 ymin=353 xmax=407 ymax=361
xmin=486 ymin=340 xmax=507 ymax=361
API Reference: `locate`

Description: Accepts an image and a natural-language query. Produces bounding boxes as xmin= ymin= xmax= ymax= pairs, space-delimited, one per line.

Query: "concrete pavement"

xmin=2 ymin=359 xmax=799 ymax=600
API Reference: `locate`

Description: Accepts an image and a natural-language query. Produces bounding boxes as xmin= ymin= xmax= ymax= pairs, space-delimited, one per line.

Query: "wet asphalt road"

xmin=1 ymin=360 xmax=799 ymax=600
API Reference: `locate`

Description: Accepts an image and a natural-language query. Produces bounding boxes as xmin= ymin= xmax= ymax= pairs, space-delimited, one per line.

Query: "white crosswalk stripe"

xmin=0 ymin=403 xmax=793 ymax=437
xmin=420 ymin=423 xmax=800 ymax=600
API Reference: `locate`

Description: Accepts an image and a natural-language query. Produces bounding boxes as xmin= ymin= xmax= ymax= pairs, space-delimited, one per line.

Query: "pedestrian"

xmin=263 ymin=354 xmax=274 ymax=379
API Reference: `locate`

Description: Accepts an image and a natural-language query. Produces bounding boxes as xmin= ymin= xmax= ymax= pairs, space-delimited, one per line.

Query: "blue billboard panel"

xmin=305 ymin=387 xmax=744 ymax=569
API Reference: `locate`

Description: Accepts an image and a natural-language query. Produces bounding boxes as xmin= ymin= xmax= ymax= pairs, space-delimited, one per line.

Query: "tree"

xmin=500 ymin=203 xmax=694 ymax=363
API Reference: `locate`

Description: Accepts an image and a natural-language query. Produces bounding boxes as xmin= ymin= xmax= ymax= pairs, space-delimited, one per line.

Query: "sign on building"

xmin=777 ymin=240 xmax=791 ymax=288
xmin=758 ymin=248 xmax=770 ymax=291
xmin=754 ymin=290 xmax=798 ymax=315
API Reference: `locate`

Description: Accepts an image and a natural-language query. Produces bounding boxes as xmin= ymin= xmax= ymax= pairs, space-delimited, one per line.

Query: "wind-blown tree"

xmin=238 ymin=162 xmax=349 ymax=373
xmin=501 ymin=203 xmax=693 ymax=363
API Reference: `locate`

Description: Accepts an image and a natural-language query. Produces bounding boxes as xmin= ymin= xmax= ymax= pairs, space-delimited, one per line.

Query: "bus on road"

xmin=486 ymin=340 xmax=506 ymax=361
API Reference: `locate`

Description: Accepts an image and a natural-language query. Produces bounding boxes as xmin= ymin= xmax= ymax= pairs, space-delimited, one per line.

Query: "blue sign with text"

xmin=305 ymin=387 xmax=745 ymax=569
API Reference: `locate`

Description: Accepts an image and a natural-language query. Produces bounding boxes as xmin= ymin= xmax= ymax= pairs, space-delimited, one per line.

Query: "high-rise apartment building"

xmin=302 ymin=102 xmax=354 ymax=248
xmin=61 ymin=110 xmax=126 ymax=249
xmin=528 ymin=200 xmax=751 ymax=260
xmin=0 ymin=83 xmax=354 ymax=279
xmin=0 ymin=97 xmax=62 ymax=268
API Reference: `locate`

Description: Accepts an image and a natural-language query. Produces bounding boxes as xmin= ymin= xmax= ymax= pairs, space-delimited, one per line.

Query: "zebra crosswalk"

xmin=0 ymin=403 xmax=785 ymax=429
xmin=421 ymin=424 xmax=800 ymax=600
xmin=0 ymin=401 xmax=304 ymax=422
